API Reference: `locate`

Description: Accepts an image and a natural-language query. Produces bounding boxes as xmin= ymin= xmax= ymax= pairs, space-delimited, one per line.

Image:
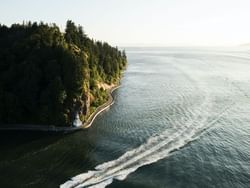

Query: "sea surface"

xmin=0 ymin=47 xmax=250 ymax=188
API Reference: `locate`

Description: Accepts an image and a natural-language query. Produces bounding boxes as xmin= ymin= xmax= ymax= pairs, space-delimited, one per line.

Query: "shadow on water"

xmin=0 ymin=129 xmax=100 ymax=188
xmin=0 ymin=130 xmax=63 ymax=144
xmin=0 ymin=130 xmax=65 ymax=161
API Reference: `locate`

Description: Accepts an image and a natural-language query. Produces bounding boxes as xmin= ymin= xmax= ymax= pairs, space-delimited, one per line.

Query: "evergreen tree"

xmin=0 ymin=21 xmax=127 ymax=126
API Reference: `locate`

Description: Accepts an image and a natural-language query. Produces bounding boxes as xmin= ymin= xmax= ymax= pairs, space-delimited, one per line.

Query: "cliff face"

xmin=0 ymin=21 xmax=127 ymax=126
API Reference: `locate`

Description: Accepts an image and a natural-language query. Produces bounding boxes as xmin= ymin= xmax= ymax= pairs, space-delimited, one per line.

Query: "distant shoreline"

xmin=0 ymin=85 xmax=120 ymax=133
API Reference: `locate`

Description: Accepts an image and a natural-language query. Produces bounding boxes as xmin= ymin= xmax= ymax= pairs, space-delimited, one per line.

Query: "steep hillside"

xmin=0 ymin=21 xmax=127 ymax=126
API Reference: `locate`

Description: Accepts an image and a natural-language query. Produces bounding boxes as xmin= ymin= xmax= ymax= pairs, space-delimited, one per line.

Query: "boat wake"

xmin=61 ymin=95 xmax=234 ymax=188
xmin=60 ymin=61 xmax=241 ymax=188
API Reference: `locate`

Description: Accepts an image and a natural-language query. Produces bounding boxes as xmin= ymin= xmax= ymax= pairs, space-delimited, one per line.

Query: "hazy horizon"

xmin=1 ymin=0 xmax=250 ymax=47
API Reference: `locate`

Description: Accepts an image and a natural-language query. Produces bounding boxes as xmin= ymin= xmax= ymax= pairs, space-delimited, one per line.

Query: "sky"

xmin=1 ymin=0 xmax=250 ymax=47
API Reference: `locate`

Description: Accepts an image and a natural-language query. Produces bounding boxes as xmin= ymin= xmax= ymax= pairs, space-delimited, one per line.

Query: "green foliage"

xmin=91 ymin=87 xmax=109 ymax=108
xmin=0 ymin=21 xmax=127 ymax=126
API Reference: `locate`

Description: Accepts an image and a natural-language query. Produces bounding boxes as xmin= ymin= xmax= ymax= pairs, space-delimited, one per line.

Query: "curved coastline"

xmin=82 ymin=84 xmax=120 ymax=129
xmin=0 ymin=84 xmax=120 ymax=133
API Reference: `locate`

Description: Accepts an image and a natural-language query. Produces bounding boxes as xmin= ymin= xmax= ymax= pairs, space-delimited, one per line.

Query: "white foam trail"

xmin=95 ymin=94 xmax=211 ymax=172
xmin=61 ymin=59 xmax=243 ymax=188
xmin=60 ymin=119 xmax=218 ymax=188
xmin=61 ymin=114 xmax=224 ymax=188
xmin=61 ymin=94 xmax=214 ymax=188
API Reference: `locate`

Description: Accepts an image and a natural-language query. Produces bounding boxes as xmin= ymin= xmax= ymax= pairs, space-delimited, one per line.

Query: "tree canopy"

xmin=0 ymin=21 xmax=127 ymax=126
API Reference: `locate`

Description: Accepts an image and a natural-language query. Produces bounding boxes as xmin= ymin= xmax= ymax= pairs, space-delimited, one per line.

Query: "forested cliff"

xmin=0 ymin=20 xmax=127 ymax=126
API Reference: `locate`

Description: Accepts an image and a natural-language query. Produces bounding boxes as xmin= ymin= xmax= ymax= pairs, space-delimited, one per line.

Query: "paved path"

xmin=0 ymin=85 xmax=120 ymax=133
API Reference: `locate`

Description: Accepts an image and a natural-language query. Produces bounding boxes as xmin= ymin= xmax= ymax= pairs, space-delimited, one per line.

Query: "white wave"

xmin=60 ymin=59 xmax=242 ymax=188
xmin=60 ymin=93 xmax=215 ymax=188
xmin=60 ymin=124 xmax=210 ymax=188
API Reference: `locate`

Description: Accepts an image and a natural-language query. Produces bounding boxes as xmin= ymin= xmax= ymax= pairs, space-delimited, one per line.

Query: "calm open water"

xmin=0 ymin=47 xmax=250 ymax=188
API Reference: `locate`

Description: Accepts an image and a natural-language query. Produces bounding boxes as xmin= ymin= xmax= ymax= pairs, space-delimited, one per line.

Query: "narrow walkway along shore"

xmin=82 ymin=85 xmax=120 ymax=129
xmin=0 ymin=85 xmax=120 ymax=133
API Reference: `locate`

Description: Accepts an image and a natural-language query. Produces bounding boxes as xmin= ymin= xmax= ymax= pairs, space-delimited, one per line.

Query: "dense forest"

xmin=0 ymin=21 xmax=127 ymax=126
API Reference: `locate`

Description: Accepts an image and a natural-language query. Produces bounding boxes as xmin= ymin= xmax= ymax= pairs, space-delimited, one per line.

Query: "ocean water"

xmin=0 ymin=47 xmax=250 ymax=188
